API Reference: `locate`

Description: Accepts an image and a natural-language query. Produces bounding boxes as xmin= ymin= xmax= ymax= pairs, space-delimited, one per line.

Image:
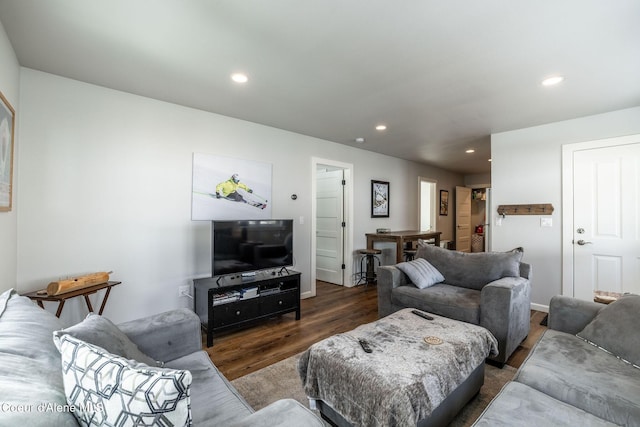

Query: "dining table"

xmin=366 ymin=230 xmax=442 ymax=264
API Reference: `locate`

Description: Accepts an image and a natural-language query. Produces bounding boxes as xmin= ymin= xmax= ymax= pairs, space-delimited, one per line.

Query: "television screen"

xmin=212 ymin=219 xmax=293 ymax=276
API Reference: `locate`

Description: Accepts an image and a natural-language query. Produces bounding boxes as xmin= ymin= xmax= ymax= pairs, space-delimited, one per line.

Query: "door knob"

xmin=576 ymin=240 xmax=592 ymax=245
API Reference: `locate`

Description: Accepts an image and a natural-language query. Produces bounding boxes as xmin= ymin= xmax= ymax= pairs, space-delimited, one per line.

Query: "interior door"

xmin=316 ymin=169 xmax=345 ymax=285
xmin=455 ymin=186 xmax=472 ymax=252
xmin=572 ymin=142 xmax=640 ymax=300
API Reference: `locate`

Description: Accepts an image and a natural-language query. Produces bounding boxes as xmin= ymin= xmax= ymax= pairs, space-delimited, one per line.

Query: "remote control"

xmin=411 ymin=310 xmax=434 ymax=320
xmin=358 ymin=339 xmax=373 ymax=353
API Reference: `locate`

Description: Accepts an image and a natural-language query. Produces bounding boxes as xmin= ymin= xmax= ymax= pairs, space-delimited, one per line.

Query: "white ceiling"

xmin=1 ymin=1 xmax=639 ymax=174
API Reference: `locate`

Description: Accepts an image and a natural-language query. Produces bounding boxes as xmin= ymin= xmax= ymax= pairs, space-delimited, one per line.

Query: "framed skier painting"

xmin=371 ymin=180 xmax=389 ymax=218
xmin=192 ymin=153 xmax=272 ymax=220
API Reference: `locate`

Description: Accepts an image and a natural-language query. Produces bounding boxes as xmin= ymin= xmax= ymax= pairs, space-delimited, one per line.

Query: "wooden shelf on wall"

xmin=497 ymin=203 xmax=554 ymax=216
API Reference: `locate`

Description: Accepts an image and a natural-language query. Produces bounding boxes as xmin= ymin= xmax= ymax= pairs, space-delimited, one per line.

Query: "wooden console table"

xmin=366 ymin=230 xmax=442 ymax=263
xmin=22 ymin=281 xmax=121 ymax=318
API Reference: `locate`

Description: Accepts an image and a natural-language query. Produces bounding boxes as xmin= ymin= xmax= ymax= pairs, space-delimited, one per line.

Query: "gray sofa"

xmin=473 ymin=294 xmax=640 ymax=426
xmin=377 ymin=244 xmax=531 ymax=365
xmin=0 ymin=288 xmax=322 ymax=427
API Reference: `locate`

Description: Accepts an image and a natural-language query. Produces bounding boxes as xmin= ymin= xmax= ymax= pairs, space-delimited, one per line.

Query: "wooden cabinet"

xmin=194 ymin=271 xmax=301 ymax=347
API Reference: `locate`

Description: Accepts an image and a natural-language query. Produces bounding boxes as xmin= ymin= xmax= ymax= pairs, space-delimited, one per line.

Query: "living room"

xmin=1 ymin=2 xmax=640 ymax=426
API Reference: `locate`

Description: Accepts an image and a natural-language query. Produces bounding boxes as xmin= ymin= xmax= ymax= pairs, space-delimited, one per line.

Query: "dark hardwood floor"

xmin=205 ymin=281 xmax=546 ymax=381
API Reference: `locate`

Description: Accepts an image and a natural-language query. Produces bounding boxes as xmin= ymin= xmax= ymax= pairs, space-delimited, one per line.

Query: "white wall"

xmin=0 ymin=20 xmax=19 ymax=294
xmin=17 ymin=68 xmax=463 ymax=325
xmin=491 ymin=106 xmax=640 ymax=310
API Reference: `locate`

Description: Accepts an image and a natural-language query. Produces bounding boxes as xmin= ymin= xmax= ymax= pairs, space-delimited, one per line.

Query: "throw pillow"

xmin=577 ymin=294 xmax=640 ymax=367
xmin=55 ymin=334 xmax=192 ymax=427
xmin=414 ymin=244 xmax=523 ymax=290
xmin=53 ymin=313 xmax=160 ymax=366
xmin=396 ymin=258 xmax=445 ymax=289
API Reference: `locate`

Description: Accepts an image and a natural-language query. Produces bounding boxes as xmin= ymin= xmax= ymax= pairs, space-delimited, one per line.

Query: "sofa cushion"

xmin=166 ymin=351 xmax=254 ymax=427
xmin=392 ymin=283 xmax=481 ymax=324
xmin=577 ymin=294 xmax=640 ymax=367
xmin=0 ymin=289 xmax=78 ymax=426
xmin=396 ymin=258 xmax=444 ymax=289
xmin=514 ymin=329 xmax=640 ymax=426
xmin=55 ymin=334 xmax=192 ymax=427
xmin=53 ymin=312 xmax=159 ymax=366
xmin=415 ymin=245 xmax=523 ymax=290
xmin=473 ymin=381 xmax=617 ymax=427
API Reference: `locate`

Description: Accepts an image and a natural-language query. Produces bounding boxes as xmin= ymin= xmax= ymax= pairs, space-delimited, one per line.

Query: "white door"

xmin=570 ymin=141 xmax=640 ymax=300
xmin=455 ymin=186 xmax=472 ymax=252
xmin=316 ymin=169 xmax=345 ymax=285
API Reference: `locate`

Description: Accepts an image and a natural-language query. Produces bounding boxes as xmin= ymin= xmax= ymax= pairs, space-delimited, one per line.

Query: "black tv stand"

xmin=194 ymin=270 xmax=301 ymax=347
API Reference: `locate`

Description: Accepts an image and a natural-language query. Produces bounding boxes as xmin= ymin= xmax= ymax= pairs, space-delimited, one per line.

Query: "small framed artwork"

xmin=439 ymin=190 xmax=449 ymax=216
xmin=371 ymin=180 xmax=389 ymax=218
xmin=0 ymin=90 xmax=15 ymax=212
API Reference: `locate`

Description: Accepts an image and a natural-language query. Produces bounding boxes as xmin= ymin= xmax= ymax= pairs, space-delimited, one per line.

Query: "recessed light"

xmin=375 ymin=124 xmax=387 ymax=131
xmin=466 ymin=149 xmax=475 ymax=154
xmin=355 ymin=137 xmax=365 ymax=143
xmin=231 ymin=73 xmax=249 ymax=83
xmin=541 ymin=75 xmax=564 ymax=86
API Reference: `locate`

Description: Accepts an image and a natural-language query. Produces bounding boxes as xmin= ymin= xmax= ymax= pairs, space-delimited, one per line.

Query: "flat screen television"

xmin=212 ymin=219 xmax=293 ymax=276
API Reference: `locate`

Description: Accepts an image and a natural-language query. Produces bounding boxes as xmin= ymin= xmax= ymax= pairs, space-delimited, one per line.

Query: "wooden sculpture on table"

xmin=46 ymin=271 xmax=111 ymax=296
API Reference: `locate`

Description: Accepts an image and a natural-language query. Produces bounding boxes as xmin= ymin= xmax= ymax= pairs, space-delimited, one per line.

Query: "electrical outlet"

xmin=178 ymin=285 xmax=190 ymax=297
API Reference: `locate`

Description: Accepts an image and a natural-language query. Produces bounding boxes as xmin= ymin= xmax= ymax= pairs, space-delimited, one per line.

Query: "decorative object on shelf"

xmin=47 ymin=271 xmax=111 ymax=296
xmin=439 ymin=190 xmax=449 ymax=216
xmin=472 ymin=189 xmax=486 ymax=201
xmin=497 ymin=203 xmax=554 ymax=216
xmin=371 ymin=180 xmax=389 ymax=218
xmin=0 ymin=90 xmax=15 ymax=212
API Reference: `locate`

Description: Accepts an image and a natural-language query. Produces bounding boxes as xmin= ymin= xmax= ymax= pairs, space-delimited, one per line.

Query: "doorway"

xmin=419 ymin=178 xmax=436 ymax=231
xmin=562 ymin=134 xmax=640 ymax=299
xmin=316 ymin=167 xmax=345 ymax=285
xmin=311 ymin=158 xmax=354 ymax=295
xmin=455 ymin=186 xmax=472 ymax=252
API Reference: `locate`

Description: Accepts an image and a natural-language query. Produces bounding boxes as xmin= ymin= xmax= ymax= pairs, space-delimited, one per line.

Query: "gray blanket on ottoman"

xmin=298 ymin=309 xmax=498 ymax=426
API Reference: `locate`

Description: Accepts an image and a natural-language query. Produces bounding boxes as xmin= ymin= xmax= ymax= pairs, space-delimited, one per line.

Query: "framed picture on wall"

xmin=0 ymin=90 xmax=15 ymax=212
xmin=439 ymin=190 xmax=449 ymax=216
xmin=371 ymin=180 xmax=389 ymax=218
xmin=191 ymin=153 xmax=272 ymax=220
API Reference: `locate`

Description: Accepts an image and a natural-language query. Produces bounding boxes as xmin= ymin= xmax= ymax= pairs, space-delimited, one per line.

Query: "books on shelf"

xmin=212 ymin=290 xmax=241 ymax=305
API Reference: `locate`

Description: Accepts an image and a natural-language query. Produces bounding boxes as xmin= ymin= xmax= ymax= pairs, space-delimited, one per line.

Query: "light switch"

xmin=541 ymin=218 xmax=553 ymax=227
xmin=299 ymin=216 xmax=304 ymax=225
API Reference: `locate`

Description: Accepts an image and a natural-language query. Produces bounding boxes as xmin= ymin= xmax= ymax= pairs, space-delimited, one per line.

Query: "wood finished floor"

xmin=205 ymin=281 xmax=547 ymax=381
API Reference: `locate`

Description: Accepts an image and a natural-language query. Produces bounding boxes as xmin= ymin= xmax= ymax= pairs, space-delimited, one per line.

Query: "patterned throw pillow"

xmin=55 ymin=334 xmax=192 ymax=427
xmin=396 ymin=258 xmax=445 ymax=289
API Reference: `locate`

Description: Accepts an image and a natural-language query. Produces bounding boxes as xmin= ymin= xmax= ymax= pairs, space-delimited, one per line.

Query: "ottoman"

xmin=297 ymin=308 xmax=498 ymax=427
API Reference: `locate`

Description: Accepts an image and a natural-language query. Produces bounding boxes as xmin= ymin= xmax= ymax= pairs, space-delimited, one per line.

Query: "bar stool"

xmin=403 ymin=249 xmax=417 ymax=261
xmin=357 ymin=249 xmax=382 ymax=285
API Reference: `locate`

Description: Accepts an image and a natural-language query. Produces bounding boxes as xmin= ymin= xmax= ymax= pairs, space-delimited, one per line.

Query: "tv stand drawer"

xmin=260 ymin=289 xmax=297 ymax=315
xmin=212 ymin=300 xmax=259 ymax=328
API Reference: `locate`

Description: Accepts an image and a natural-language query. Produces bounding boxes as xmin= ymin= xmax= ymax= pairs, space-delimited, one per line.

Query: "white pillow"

xmin=396 ymin=258 xmax=444 ymax=289
xmin=55 ymin=334 xmax=192 ymax=427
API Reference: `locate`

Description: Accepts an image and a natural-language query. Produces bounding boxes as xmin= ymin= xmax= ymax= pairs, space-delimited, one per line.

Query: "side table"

xmin=22 ymin=281 xmax=121 ymax=318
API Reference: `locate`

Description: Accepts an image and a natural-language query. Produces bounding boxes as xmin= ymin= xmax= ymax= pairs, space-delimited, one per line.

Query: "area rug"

xmin=231 ymin=353 xmax=516 ymax=426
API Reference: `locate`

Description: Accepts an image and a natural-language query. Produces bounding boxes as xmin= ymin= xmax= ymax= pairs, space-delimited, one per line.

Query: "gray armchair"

xmin=377 ymin=245 xmax=531 ymax=365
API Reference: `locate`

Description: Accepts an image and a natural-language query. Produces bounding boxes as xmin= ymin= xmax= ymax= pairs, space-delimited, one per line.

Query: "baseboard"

xmin=531 ymin=302 xmax=549 ymax=313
